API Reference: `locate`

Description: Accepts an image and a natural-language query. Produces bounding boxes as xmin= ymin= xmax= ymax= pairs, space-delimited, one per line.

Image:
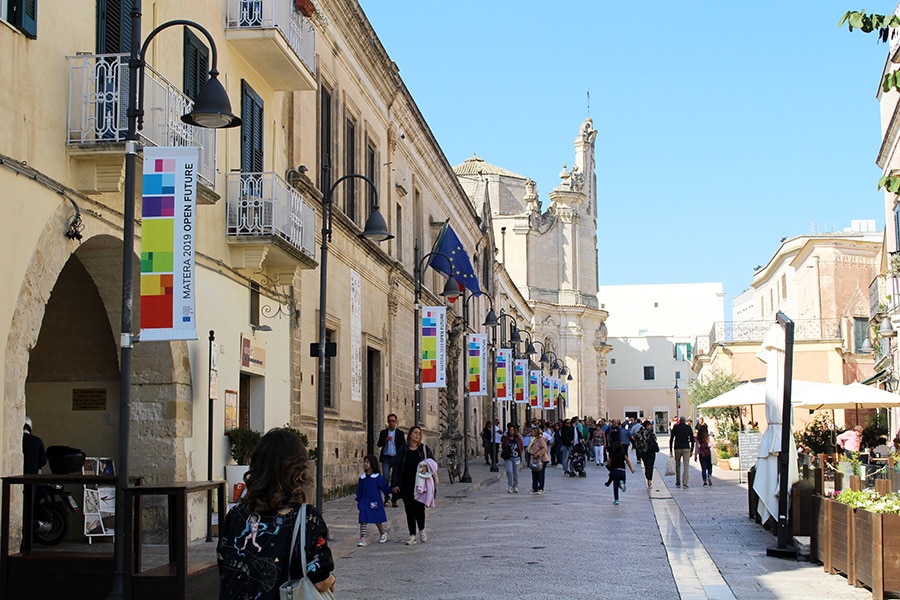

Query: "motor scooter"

xmin=30 ymin=446 xmax=84 ymax=546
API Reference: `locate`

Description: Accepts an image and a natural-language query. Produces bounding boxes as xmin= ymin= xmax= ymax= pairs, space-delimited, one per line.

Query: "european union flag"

xmin=428 ymin=222 xmax=481 ymax=296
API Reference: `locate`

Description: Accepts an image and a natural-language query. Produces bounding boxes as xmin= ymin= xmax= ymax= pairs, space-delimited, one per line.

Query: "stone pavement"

xmin=32 ymin=447 xmax=874 ymax=598
xmin=325 ymin=448 xmax=873 ymax=600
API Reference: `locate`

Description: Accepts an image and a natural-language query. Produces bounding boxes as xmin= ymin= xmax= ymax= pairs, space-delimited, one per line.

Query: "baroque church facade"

xmin=454 ymin=118 xmax=611 ymax=419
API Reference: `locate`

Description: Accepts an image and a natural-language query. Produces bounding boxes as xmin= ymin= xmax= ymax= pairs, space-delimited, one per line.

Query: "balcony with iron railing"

xmin=225 ymin=0 xmax=317 ymax=91
xmin=707 ymin=319 xmax=842 ymax=347
xmin=67 ymin=53 xmax=217 ymax=198
xmin=226 ymin=172 xmax=318 ymax=271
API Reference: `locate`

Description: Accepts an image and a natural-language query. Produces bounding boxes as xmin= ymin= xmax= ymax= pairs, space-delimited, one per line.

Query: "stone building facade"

xmin=454 ymin=119 xmax=610 ymax=420
xmin=0 ymin=0 xmax=519 ymax=538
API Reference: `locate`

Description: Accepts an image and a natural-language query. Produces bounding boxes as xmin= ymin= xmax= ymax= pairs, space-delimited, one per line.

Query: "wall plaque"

xmin=73 ymin=388 xmax=107 ymax=411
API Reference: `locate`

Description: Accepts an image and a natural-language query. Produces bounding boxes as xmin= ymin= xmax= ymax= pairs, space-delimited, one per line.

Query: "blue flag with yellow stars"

xmin=428 ymin=222 xmax=481 ymax=296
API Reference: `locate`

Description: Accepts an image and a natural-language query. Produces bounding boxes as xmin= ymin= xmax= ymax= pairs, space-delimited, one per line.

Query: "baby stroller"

xmin=568 ymin=441 xmax=588 ymax=477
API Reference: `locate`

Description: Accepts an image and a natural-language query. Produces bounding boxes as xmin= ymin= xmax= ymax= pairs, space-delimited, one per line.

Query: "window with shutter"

xmin=97 ymin=0 xmax=133 ymax=53
xmin=319 ymin=86 xmax=333 ymax=191
xmin=9 ymin=0 xmax=37 ymax=38
xmin=183 ymin=28 xmax=209 ymax=101
xmin=365 ymin=139 xmax=377 ymax=213
xmin=344 ymin=117 xmax=357 ymax=222
xmin=240 ymin=81 xmax=264 ymax=174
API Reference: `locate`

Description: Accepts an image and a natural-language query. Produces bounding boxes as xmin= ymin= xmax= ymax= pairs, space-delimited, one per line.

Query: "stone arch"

xmin=4 ymin=203 xmax=192 ymax=485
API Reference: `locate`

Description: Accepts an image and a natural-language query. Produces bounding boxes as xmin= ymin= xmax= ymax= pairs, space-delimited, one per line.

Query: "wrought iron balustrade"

xmin=226 ymin=172 xmax=317 ymax=259
xmin=708 ymin=318 xmax=842 ymax=346
xmin=67 ymin=53 xmax=216 ymax=189
xmin=225 ymin=0 xmax=316 ymax=75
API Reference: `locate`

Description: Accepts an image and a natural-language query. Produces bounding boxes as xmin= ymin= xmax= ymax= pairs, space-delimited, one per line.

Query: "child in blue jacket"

xmin=356 ymin=454 xmax=393 ymax=546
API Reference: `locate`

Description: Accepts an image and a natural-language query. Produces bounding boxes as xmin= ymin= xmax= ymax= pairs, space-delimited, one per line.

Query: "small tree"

xmin=690 ymin=371 xmax=742 ymax=456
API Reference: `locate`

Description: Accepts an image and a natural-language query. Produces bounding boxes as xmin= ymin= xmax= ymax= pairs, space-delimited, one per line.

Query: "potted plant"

xmin=717 ymin=444 xmax=731 ymax=470
xmin=224 ymin=427 xmax=261 ymax=503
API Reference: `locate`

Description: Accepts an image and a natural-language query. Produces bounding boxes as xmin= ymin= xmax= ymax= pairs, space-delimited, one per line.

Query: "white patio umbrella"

xmin=793 ymin=382 xmax=900 ymax=410
xmin=696 ymin=380 xmax=820 ymax=410
xmin=793 ymin=381 xmax=900 ymax=430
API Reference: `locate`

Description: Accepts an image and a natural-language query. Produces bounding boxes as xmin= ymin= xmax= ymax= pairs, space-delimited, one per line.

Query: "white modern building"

xmin=600 ymin=283 xmax=725 ymax=432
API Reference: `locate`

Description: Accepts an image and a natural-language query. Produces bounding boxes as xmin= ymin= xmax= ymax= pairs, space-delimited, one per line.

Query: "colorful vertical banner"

xmin=420 ymin=306 xmax=447 ymax=388
xmin=495 ymin=349 xmax=511 ymax=400
xmin=559 ymin=381 xmax=569 ymax=409
xmin=467 ymin=333 xmax=488 ymax=396
xmin=542 ymin=376 xmax=552 ymax=409
xmin=529 ymin=370 xmax=542 ymax=409
xmin=514 ymin=359 xmax=528 ymax=403
xmin=140 ymin=146 xmax=199 ymax=341
xmin=551 ymin=377 xmax=560 ymax=410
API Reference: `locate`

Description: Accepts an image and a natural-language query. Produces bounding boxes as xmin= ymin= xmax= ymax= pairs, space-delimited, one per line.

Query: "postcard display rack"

xmin=82 ymin=457 xmax=116 ymax=542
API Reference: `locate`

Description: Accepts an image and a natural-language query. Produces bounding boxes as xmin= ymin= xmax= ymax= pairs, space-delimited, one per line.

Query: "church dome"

xmin=453 ymin=154 xmax=526 ymax=179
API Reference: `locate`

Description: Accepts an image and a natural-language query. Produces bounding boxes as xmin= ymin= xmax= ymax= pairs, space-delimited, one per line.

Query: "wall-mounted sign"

xmin=240 ymin=335 xmax=267 ymax=375
xmin=72 ymin=388 xmax=107 ymax=411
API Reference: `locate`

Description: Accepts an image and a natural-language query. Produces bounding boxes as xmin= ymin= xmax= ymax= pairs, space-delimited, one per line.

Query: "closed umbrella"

xmin=753 ymin=325 xmax=799 ymax=526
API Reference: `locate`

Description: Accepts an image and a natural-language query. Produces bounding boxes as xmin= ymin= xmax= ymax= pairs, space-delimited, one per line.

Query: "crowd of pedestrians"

xmin=217 ymin=412 xmax=724 ymax=596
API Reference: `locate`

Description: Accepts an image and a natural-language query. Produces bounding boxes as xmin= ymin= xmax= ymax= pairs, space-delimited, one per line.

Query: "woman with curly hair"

xmin=218 ymin=428 xmax=335 ymax=598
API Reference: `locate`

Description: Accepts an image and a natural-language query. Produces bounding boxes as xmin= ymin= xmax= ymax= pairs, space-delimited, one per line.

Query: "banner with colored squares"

xmin=495 ymin=349 xmax=511 ymax=400
xmin=514 ymin=359 xmax=528 ymax=403
xmin=542 ymin=376 xmax=552 ymax=409
xmin=559 ymin=381 xmax=568 ymax=409
xmin=529 ymin=370 xmax=541 ymax=409
xmin=467 ymin=334 xmax=487 ymax=396
xmin=140 ymin=146 xmax=199 ymax=341
xmin=551 ymin=377 xmax=560 ymax=410
xmin=420 ymin=306 xmax=447 ymax=388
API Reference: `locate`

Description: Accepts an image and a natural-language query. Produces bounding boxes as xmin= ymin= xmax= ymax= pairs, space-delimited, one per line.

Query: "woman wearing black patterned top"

xmin=218 ymin=428 xmax=334 ymax=598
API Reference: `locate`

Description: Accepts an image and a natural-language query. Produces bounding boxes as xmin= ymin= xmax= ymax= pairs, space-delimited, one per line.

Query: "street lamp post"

xmin=496 ymin=312 xmax=521 ymax=428
xmin=412 ymin=242 xmax=460 ymax=427
xmin=459 ymin=292 xmax=494 ymax=483
xmin=113 ymin=3 xmax=241 ymax=597
xmin=316 ymin=174 xmax=393 ymax=511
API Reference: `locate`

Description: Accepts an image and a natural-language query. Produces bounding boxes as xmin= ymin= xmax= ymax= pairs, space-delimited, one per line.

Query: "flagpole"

xmin=413 ymin=241 xmax=460 ymax=426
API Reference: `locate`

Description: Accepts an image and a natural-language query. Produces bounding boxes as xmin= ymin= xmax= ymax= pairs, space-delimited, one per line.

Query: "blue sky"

xmin=359 ymin=1 xmax=892 ymax=318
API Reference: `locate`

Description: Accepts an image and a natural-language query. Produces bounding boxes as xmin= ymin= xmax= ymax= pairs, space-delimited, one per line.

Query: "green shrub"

xmin=224 ymin=427 xmax=261 ymax=465
xmin=793 ymin=413 xmax=837 ymax=455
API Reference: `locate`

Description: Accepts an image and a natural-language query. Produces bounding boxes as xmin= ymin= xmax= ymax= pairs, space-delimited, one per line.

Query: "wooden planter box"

xmin=854 ymin=510 xmax=900 ymax=599
xmin=810 ymin=494 xmax=829 ymax=565
xmin=830 ymin=500 xmax=855 ymax=580
xmin=814 ymin=497 xmax=900 ymax=599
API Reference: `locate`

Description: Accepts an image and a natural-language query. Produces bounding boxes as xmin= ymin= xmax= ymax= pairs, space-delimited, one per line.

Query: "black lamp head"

xmin=181 ymin=73 xmax=241 ymax=129
xmin=359 ymin=208 xmax=393 ymax=242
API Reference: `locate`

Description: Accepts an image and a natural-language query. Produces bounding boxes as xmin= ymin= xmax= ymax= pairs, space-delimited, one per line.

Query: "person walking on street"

xmin=355 ymin=455 xmax=392 ymax=546
xmin=604 ymin=434 xmax=636 ymax=505
xmin=376 ymin=414 xmax=404 ymax=507
xmin=591 ymin=421 xmax=606 ymax=466
xmin=632 ymin=419 xmax=659 ymax=488
xmin=694 ymin=428 xmax=714 ymax=486
xmin=501 ymin=423 xmax=524 ymax=493
xmin=559 ymin=419 xmax=574 ymax=474
xmin=492 ymin=419 xmax=503 ymax=465
xmin=481 ymin=420 xmax=493 ymax=465
xmin=391 ymin=426 xmax=434 ymax=545
xmin=670 ymin=416 xmax=695 ymax=488
xmin=528 ymin=425 xmax=550 ymax=494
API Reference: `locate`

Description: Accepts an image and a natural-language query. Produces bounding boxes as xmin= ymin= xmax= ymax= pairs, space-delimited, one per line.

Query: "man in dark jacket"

xmin=669 ymin=416 xmax=694 ymax=488
xmin=377 ymin=414 xmax=405 ymax=506
xmin=23 ymin=417 xmax=47 ymax=475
